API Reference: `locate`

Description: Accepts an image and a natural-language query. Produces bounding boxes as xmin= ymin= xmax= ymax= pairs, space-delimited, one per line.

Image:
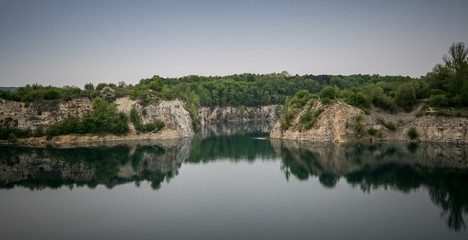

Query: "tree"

xmin=101 ymin=86 xmax=116 ymax=101
xmin=118 ymin=81 xmax=127 ymax=88
xmin=319 ymin=86 xmax=337 ymax=99
xmin=444 ymin=42 xmax=468 ymax=97
xmin=395 ymin=82 xmax=416 ymax=110
xmin=84 ymin=83 xmax=94 ymax=91
xmin=149 ymin=80 xmax=162 ymax=91
xmin=443 ymin=42 xmax=468 ymax=72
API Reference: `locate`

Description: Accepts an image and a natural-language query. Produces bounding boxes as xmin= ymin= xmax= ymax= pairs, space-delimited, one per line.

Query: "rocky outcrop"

xmin=0 ymin=98 xmax=92 ymax=130
xmin=198 ymin=105 xmax=278 ymax=125
xmin=0 ymin=97 xmax=193 ymax=144
xmin=115 ymin=97 xmax=193 ymax=139
xmin=270 ymin=100 xmax=468 ymax=143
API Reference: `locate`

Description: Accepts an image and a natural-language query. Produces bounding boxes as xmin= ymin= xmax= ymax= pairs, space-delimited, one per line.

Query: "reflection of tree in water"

xmin=0 ymin=141 xmax=188 ymax=190
xmin=187 ymin=133 xmax=277 ymax=163
xmin=274 ymin=140 xmax=468 ymax=231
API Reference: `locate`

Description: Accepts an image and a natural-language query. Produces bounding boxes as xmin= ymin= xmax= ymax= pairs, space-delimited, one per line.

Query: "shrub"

xmin=429 ymin=94 xmax=448 ymax=107
xmin=101 ymin=87 xmax=116 ymax=102
xmin=368 ymin=127 xmax=377 ymax=135
xmin=304 ymin=107 xmax=324 ymax=129
xmin=395 ymin=82 xmax=416 ymax=111
xmin=319 ymin=86 xmax=337 ymax=100
xmin=154 ymin=119 xmax=165 ymax=133
xmin=408 ymin=127 xmax=418 ymax=139
xmin=385 ymin=121 xmax=396 ymax=131
xmin=46 ymin=123 xmax=62 ymax=138
xmin=290 ymin=90 xmax=310 ymax=108
xmin=0 ymin=127 xmax=32 ymax=140
xmin=355 ymin=113 xmax=363 ymax=121
xmin=346 ymin=92 xmax=370 ymax=109
xmin=33 ymin=126 xmax=44 ymax=137
xmin=354 ymin=123 xmax=364 ymax=136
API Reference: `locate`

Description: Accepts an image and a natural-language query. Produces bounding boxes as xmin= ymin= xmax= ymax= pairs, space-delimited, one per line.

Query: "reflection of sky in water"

xmin=0 ymin=138 xmax=467 ymax=238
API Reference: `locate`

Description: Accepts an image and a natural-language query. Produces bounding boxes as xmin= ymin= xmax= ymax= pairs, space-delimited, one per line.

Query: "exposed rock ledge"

xmin=0 ymin=97 xmax=193 ymax=146
xmin=198 ymin=105 xmax=278 ymax=125
xmin=270 ymin=100 xmax=468 ymax=143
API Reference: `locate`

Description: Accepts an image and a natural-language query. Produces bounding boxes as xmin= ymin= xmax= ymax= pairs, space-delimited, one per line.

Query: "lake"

xmin=1 ymin=126 xmax=468 ymax=239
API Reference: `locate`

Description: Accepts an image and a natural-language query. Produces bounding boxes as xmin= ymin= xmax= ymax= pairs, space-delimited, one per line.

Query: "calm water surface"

xmin=1 ymin=129 xmax=468 ymax=239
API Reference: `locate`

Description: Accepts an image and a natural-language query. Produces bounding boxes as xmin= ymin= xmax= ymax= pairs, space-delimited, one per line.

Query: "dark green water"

xmin=1 ymin=132 xmax=468 ymax=239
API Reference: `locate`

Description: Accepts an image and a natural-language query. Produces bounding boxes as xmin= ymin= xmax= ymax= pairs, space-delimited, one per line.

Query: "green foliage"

xmin=430 ymin=94 xmax=448 ymax=107
xmin=0 ymin=127 xmax=32 ymax=140
xmin=355 ymin=113 xmax=363 ymax=121
xmin=130 ymin=106 xmax=165 ymax=133
xmin=84 ymin=83 xmax=94 ymax=91
xmin=153 ymin=120 xmax=165 ymax=133
xmin=100 ymin=86 xmax=116 ymax=102
xmin=0 ymin=84 xmax=83 ymax=103
xmin=290 ymin=90 xmax=310 ymax=108
xmin=95 ymin=83 xmax=107 ymax=91
xmin=148 ymin=78 xmax=163 ymax=91
xmin=354 ymin=123 xmax=364 ymax=137
xmin=303 ymin=107 xmax=324 ymax=129
xmin=130 ymin=106 xmax=142 ymax=127
xmin=44 ymin=98 xmax=129 ymax=138
xmin=382 ymin=120 xmax=396 ymax=131
xmin=368 ymin=127 xmax=377 ymax=135
xmin=408 ymin=127 xmax=418 ymax=139
xmin=319 ymin=86 xmax=337 ymax=99
xmin=395 ymin=82 xmax=417 ymax=110
xmin=33 ymin=126 xmax=44 ymax=137
xmin=279 ymin=97 xmax=296 ymax=130
xmin=346 ymin=91 xmax=370 ymax=110
xmin=371 ymin=87 xmax=397 ymax=112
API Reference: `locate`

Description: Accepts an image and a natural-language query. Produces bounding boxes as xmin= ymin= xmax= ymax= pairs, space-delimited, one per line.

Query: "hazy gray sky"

xmin=1 ymin=0 xmax=467 ymax=87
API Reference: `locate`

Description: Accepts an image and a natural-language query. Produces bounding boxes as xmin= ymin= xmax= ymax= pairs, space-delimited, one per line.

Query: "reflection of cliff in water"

xmin=0 ymin=138 xmax=192 ymax=190
xmin=195 ymin=121 xmax=276 ymax=139
xmin=187 ymin=121 xmax=277 ymax=163
xmin=188 ymin=134 xmax=277 ymax=163
xmin=271 ymin=139 xmax=468 ymax=231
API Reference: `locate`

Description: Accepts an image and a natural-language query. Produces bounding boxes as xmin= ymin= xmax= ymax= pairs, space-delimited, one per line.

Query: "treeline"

xmin=279 ymin=42 xmax=468 ymax=127
xmin=1 ymin=73 xmax=415 ymax=108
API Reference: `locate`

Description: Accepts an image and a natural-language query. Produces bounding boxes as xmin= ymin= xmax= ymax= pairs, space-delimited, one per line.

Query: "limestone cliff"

xmin=198 ymin=105 xmax=278 ymax=125
xmin=0 ymin=98 xmax=92 ymax=130
xmin=0 ymin=97 xmax=193 ymax=144
xmin=270 ymin=100 xmax=468 ymax=143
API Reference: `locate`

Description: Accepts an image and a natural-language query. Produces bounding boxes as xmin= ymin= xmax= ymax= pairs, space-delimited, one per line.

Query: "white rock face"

xmin=0 ymin=98 xmax=92 ymax=130
xmin=198 ymin=105 xmax=279 ymax=125
xmin=0 ymin=97 xmax=194 ymax=141
xmin=117 ymin=97 xmax=193 ymax=138
xmin=270 ymin=100 xmax=468 ymax=143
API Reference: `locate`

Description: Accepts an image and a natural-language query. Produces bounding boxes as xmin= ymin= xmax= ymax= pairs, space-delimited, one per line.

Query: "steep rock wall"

xmin=0 ymin=98 xmax=92 ymax=130
xmin=270 ymin=100 xmax=468 ymax=143
xmin=198 ymin=105 xmax=278 ymax=125
xmin=0 ymin=97 xmax=193 ymax=143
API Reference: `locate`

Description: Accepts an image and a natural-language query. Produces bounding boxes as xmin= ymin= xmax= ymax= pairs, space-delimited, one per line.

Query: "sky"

xmin=0 ymin=0 xmax=467 ymax=87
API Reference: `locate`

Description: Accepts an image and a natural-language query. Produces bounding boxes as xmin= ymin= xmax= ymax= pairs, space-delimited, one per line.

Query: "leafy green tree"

xmin=101 ymin=86 xmax=116 ymax=102
xmin=443 ymin=42 xmax=468 ymax=72
xmin=408 ymin=127 xmax=418 ymax=139
xmin=84 ymin=83 xmax=94 ymax=91
xmin=319 ymin=86 xmax=337 ymax=99
xmin=395 ymin=82 xmax=416 ymax=110
xmin=95 ymin=83 xmax=107 ymax=91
